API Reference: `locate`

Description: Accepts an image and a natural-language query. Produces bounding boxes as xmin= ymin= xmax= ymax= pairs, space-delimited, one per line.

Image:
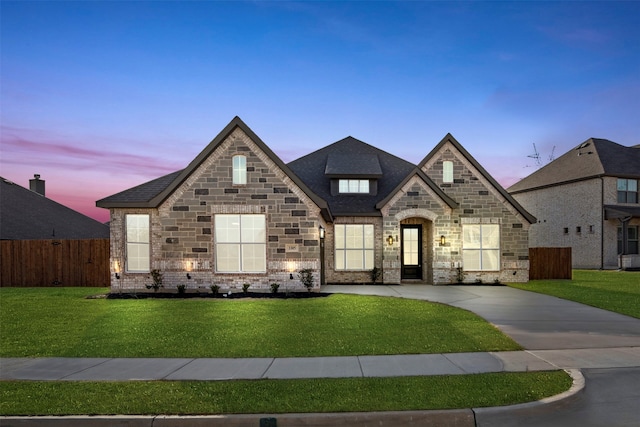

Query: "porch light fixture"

xmin=440 ymin=235 xmax=446 ymax=246
xmin=186 ymin=273 xmax=192 ymax=280
xmin=319 ymin=225 xmax=325 ymax=239
xmin=387 ymin=235 xmax=394 ymax=246
xmin=115 ymin=272 xmax=120 ymax=279
xmin=290 ymin=273 xmax=294 ymax=280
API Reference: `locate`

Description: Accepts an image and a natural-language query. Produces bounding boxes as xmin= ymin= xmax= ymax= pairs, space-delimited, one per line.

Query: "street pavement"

xmin=2 ymin=284 xmax=640 ymax=426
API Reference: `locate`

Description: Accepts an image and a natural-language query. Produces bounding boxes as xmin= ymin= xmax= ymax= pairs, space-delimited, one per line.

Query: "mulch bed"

xmin=106 ymin=291 xmax=331 ymax=299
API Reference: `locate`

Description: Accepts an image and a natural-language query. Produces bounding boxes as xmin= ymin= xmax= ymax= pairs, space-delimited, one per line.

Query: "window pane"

xmin=339 ymin=180 xmax=349 ymax=193
xmin=463 ymin=250 xmax=481 ymax=271
xmin=335 ymin=249 xmax=345 ymax=270
xmin=345 ymin=225 xmax=362 ymax=249
xmin=233 ymin=155 xmax=246 ymax=185
xmin=360 ymin=180 xmax=369 ymax=193
xmin=364 ymin=225 xmax=374 ymax=248
xmin=335 ymin=225 xmax=345 ymax=248
xmin=629 ymin=227 xmax=638 ymax=240
xmin=364 ymin=250 xmax=374 ymax=270
xmin=349 ymin=180 xmax=359 ymax=192
xmin=216 ymin=215 xmax=240 ymax=243
xmin=483 ymin=250 xmax=500 ymax=270
xmin=127 ymin=243 xmax=150 ymax=272
xmin=629 ymin=193 xmax=638 ymax=204
xmin=481 ymin=225 xmax=499 ymax=248
xmin=216 ymin=244 xmax=240 ymax=272
xmin=463 ymin=225 xmax=481 ymax=248
xmin=126 ymin=214 xmax=149 ymax=243
xmin=443 ymin=161 xmax=453 ymax=183
xmin=627 ymin=180 xmax=637 ymax=192
xmin=241 ymin=215 xmax=265 ymax=243
xmin=617 ymin=179 xmax=627 ymax=191
xmin=618 ymin=192 xmax=628 ymax=203
xmin=345 ymin=250 xmax=364 ymax=269
xmin=242 ymin=244 xmax=266 ymax=272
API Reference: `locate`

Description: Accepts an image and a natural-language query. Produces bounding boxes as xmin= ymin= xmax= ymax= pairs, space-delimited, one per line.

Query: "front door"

xmin=401 ymin=225 xmax=422 ymax=280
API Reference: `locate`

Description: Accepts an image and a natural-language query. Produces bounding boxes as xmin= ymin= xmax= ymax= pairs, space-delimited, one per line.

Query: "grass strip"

xmin=0 ymin=371 xmax=571 ymax=415
xmin=1 ymin=289 xmax=520 ymax=357
xmin=510 ymin=270 xmax=640 ymax=318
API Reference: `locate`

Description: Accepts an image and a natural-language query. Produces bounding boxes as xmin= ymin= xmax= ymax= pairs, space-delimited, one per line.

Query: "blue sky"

xmin=2 ymin=1 xmax=638 ymax=222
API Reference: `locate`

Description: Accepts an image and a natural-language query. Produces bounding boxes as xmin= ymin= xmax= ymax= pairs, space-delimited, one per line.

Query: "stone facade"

xmin=110 ymin=127 xmax=324 ymax=292
xmin=103 ymin=119 xmax=534 ymax=291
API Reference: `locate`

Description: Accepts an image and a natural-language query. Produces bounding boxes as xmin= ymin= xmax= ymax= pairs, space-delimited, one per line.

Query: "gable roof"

xmin=96 ymin=117 xmax=332 ymax=221
xmin=508 ymin=138 xmax=640 ymax=194
xmin=375 ymin=167 xmax=458 ymax=210
xmin=419 ymin=133 xmax=537 ymax=224
xmin=287 ymin=136 xmax=419 ymax=216
xmin=1 ymin=177 xmax=110 ymax=240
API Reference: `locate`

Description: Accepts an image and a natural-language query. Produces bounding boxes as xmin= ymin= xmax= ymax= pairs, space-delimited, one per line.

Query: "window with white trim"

xmin=232 ymin=155 xmax=247 ymax=185
xmin=215 ymin=214 xmax=266 ymax=272
xmin=126 ymin=214 xmax=150 ymax=272
xmin=338 ymin=179 xmax=369 ymax=194
xmin=462 ymin=224 xmax=500 ymax=271
xmin=335 ymin=224 xmax=374 ymax=270
xmin=443 ymin=161 xmax=453 ymax=183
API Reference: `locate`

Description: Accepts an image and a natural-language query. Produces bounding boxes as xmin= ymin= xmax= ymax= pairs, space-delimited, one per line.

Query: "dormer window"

xmin=232 ymin=155 xmax=246 ymax=185
xmin=339 ymin=179 xmax=369 ymax=194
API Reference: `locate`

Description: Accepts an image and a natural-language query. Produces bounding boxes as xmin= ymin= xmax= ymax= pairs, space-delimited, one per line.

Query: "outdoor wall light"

xmin=387 ymin=235 xmax=394 ymax=246
xmin=186 ymin=273 xmax=192 ymax=280
xmin=440 ymin=235 xmax=446 ymax=246
xmin=290 ymin=273 xmax=294 ymax=280
xmin=319 ymin=225 xmax=325 ymax=239
xmin=115 ymin=272 xmax=120 ymax=279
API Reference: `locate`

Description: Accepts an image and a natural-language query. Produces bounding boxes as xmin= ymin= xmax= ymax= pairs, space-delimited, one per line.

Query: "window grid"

xmin=335 ymin=224 xmax=374 ymax=270
xmin=338 ymin=179 xmax=369 ymax=194
xmin=618 ymin=226 xmax=639 ymax=255
xmin=617 ymin=179 xmax=638 ymax=204
xmin=462 ymin=224 xmax=500 ymax=271
xmin=233 ymin=155 xmax=247 ymax=185
xmin=443 ymin=161 xmax=454 ymax=183
xmin=125 ymin=214 xmax=150 ymax=273
xmin=215 ymin=214 xmax=266 ymax=273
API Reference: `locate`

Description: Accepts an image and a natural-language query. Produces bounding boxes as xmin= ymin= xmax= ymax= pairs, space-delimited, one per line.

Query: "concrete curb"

xmin=0 ymin=369 xmax=585 ymax=427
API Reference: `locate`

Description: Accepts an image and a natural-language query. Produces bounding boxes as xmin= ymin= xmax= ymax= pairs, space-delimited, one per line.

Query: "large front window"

xmin=462 ymin=224 xmax=500 ymax=271
xmin=215 ymin=214 xmax=266 ymax=272
xmin=126 ymin=214 xmax=150 ymax=272
xmin=335 ymin=224 xmax=374 ymax=270
xmin=617 ymin=179 xmax=638 ymax=203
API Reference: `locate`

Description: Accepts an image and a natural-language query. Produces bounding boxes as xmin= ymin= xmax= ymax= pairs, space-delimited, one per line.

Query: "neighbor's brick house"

xmin=97 ymin=117 xmax=534 ymax=291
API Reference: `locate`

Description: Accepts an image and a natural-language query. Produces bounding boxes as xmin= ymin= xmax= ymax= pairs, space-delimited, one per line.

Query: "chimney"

xmin=29 ymin=174 xmax=45 ymax=196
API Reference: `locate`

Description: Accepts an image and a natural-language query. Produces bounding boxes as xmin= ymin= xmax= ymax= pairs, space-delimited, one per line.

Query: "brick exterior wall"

xmin=109 ymin=128 xmax=323 ymax=292
xmin=512 ymin=176 xmax=640 ymax=269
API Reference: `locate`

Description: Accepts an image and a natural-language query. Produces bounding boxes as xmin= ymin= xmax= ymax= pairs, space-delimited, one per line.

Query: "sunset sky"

xmin=2 ymin=1 xmax=638 ymax=224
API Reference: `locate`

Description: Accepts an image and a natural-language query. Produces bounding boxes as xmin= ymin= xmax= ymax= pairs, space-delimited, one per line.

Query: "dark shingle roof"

xmin=325 ymin=153 xmax=383 ymax=177
xmin=288 ymin=137 xmax=420 ymax=216
xmin=96 ymin=170 xmax=183 ymax=206
xmin=0 ymin=177 xmax=110 ymax=240
xmin=508 ymin=138 xmax=640 ymax=194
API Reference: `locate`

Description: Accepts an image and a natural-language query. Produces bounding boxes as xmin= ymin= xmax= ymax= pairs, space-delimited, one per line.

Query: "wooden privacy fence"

xmin=528 ymin=247 xmax=572 ymax=280
xmin=0 ymin=239 xmax=110 ymax=287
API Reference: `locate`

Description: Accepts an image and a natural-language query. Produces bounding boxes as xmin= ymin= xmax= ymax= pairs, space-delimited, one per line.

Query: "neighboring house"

xmin=0 ymin=175 xmax=110 ymax=240
xmin=508 ymin=139 xmax=640 ymax=270
xmin=96 ymin=117 xmax=534 ymax=291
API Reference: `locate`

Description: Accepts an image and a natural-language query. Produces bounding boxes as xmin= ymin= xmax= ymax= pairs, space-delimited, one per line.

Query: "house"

xmin=508 ymin=139 xmax=640 ymax=270
xmin=0 ymin=175 xmax=109 ymax=240
xmin=96 ymin=117 xmax=535 ymax=291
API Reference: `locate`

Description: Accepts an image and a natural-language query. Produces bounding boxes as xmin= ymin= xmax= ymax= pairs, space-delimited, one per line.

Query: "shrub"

xmin=270 ymin=283 xmax=280 ymax=294
xmin=242 ymin=283 xmax=251 ymax=294
xmin=146 ymin=269 xmax=164 ymax=292
xmin=371 ymin=267 xmax=382 ymax=284
xmin=298 ymin=268 xmax=314 ymax=291
xmin=177 ymin=284 xmax=186 ymax=294
xmin=210 ymin=284 xmax=220 ymax=295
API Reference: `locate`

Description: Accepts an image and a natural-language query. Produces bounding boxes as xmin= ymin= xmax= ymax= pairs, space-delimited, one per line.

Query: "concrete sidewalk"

xmin=2 ymin=347 xmax=638 ymax=381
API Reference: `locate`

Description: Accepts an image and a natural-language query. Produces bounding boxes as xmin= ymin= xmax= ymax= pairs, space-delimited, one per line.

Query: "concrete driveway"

xmin=321 ymin=284 xmax=640 ymax=350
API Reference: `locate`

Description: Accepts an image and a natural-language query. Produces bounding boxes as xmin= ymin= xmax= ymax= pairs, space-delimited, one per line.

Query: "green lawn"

xmin=510 ymin=269 xmax=640 ymax=318
xmin=0 ymin=371 xmax=571 ymax=415
xmin=0 ymin=288 xmax=521 ymax=357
